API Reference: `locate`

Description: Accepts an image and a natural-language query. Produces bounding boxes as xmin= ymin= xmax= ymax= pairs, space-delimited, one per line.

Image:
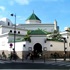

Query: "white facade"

xmin=25 ymin=20 xmax=41 ymax=24
xmin=0 ymin=18 xmax=13 ymax=26
xmin=18 ymin=24 xmax=55 ymax=32
xmin=0 ymin=13 xmax=70 ymax=58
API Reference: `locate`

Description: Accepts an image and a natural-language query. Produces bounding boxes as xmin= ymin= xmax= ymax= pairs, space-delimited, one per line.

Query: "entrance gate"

xmin=33 ymin=43 xmax=42 ymax=58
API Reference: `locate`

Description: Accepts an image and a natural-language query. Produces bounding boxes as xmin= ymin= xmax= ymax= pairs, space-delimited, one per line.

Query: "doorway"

xmin=33 ymin=43 xmax=42 ymax=58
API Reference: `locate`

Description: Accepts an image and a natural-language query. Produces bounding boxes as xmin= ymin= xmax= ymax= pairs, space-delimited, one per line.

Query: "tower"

xmin=54 ymin=19 xmax=57 ymax=31
xmin=25 ymin=11 xmax=41 ymax=24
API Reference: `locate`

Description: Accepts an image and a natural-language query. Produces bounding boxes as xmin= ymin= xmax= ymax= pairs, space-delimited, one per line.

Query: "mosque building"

xmin=0 ymin=12 xmax=70 ymax=59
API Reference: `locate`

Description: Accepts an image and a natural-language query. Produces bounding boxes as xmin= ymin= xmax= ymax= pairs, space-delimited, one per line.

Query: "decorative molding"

xmin=43 ymin=47 xmax=47 ymax=51
xmin=28 ymin=47 xmax=32 ymax=51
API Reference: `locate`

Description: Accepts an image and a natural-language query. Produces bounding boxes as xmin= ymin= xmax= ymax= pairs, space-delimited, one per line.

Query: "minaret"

xmin=54 ymin=19 xmax=57 ymax=31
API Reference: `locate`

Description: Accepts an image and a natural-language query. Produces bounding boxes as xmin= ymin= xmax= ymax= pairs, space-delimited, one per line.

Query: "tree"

xmin=49 ymin=30 xmax=63 ymax=41
xmin=23 ymin=30 xmax=31 ymax=42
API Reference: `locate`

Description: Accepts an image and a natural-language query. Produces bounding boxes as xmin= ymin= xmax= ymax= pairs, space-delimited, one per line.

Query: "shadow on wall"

xmin=0 ymin=51 xmax=7 ymax=60
xmin=8 ymin=51 xmax=20 ymax=60
xmin=0 ymin=51 xmax=20 ymax=60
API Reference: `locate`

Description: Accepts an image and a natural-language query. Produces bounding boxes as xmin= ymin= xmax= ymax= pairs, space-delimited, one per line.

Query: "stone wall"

xmin=0 ymin=50 xmax=29 ymax=59
xmin=0 ymin=50 xmax=70 ymax=60
xmin=43 ymin=51 xmax=70 ymax=59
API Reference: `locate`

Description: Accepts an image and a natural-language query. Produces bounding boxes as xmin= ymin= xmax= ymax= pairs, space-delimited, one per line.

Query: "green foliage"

xmin=24 ymin=35 xmax=31 ymax=42
xmin=53 ymin=30 xmax=58 ymax=33
xmin=27 ymin=28 xmax=52 ymax=35
xmin=52 ymin=30 xmax=61 ymax=39
xmin=27 ymin=30 xmax=31 ymax=35
xmin=47 ymin=30 xmax=63 ymax=42
xmin=16 ymin=38 xmax=21 ymax=40
xmin=47 ymin=38 xmax=63 ymax=42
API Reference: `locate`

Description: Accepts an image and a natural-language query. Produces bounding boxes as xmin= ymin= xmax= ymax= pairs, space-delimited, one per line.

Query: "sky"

xmin=0 ymin=0 xmax=70 ymax=31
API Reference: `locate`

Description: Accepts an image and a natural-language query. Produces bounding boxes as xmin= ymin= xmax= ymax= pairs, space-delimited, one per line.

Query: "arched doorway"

xmin=33 ymin=43 xmax=42 ymax=58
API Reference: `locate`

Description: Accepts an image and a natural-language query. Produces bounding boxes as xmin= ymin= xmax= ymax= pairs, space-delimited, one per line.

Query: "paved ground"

xmin=0 ymin=59 xmax=70 ymax=69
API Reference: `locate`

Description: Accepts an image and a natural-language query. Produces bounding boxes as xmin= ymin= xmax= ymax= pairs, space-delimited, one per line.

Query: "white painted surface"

xmin=0 ymin=34 xmax=69 ymax=52
xmin=0 ymin=17 xmax=70 ymax=53
xmin=25 ymin=20 xmax=41 ymax=24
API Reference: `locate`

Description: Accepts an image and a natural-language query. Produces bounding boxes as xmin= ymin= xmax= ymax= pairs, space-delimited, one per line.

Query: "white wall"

xmin=0 ymin=33 xmax=26 ymax=51
xmin=25 ymin=20 xmax=41 ymax=24
xmin=0 ymin=18 xmax=13 ymax=26
xmin=0 ymin=35 xmax=26 ymax=51
xmin=66 ymin=34 xmax=70 ymax=52
xmin=25 ymin=36 xmax=68 ymax=52
xmin=47 ymin=41 xmax=65 ymax=51
xmin=0 ymin=34 xmax=69 ymax=52
xmin=1 ymin=26 xmax=27 ymax=35
xmin=0 ymin=34 xmax=8 ymax=50
xmin=8 ymin=42 xmax=26 ymax=51
xmin=29 ymin=36 xmax=46 ymax=51
xmin=18 ymin=24 xmax=54 ymax=32
xmin=60 ymin=31 xmax=70 ymax=52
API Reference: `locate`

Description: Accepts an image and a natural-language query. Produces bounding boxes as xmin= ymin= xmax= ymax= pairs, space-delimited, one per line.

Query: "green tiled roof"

xmin=26 ymin=12 xmax=41 ymax=21
xmin=8 ymin=40 xmax=22 ymax=43
xmin=28 ymin=29 xmax=51 ymax=35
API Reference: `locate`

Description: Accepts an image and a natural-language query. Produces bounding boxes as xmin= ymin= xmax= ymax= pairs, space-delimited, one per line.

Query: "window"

xmin=10 ymin=30 xmax=12 ymax=33
xmin=14 ymin=31 xmax=16 ymax=33
xmin=8 ymin=22 xmax=10 ymax=26
xmin=23 ymin=44 xmax=26 ymax=47
xmin=50 ymin=44 xmax=53 ymax=47
xmin=18 ymin=31 xmax=20 ymax=34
